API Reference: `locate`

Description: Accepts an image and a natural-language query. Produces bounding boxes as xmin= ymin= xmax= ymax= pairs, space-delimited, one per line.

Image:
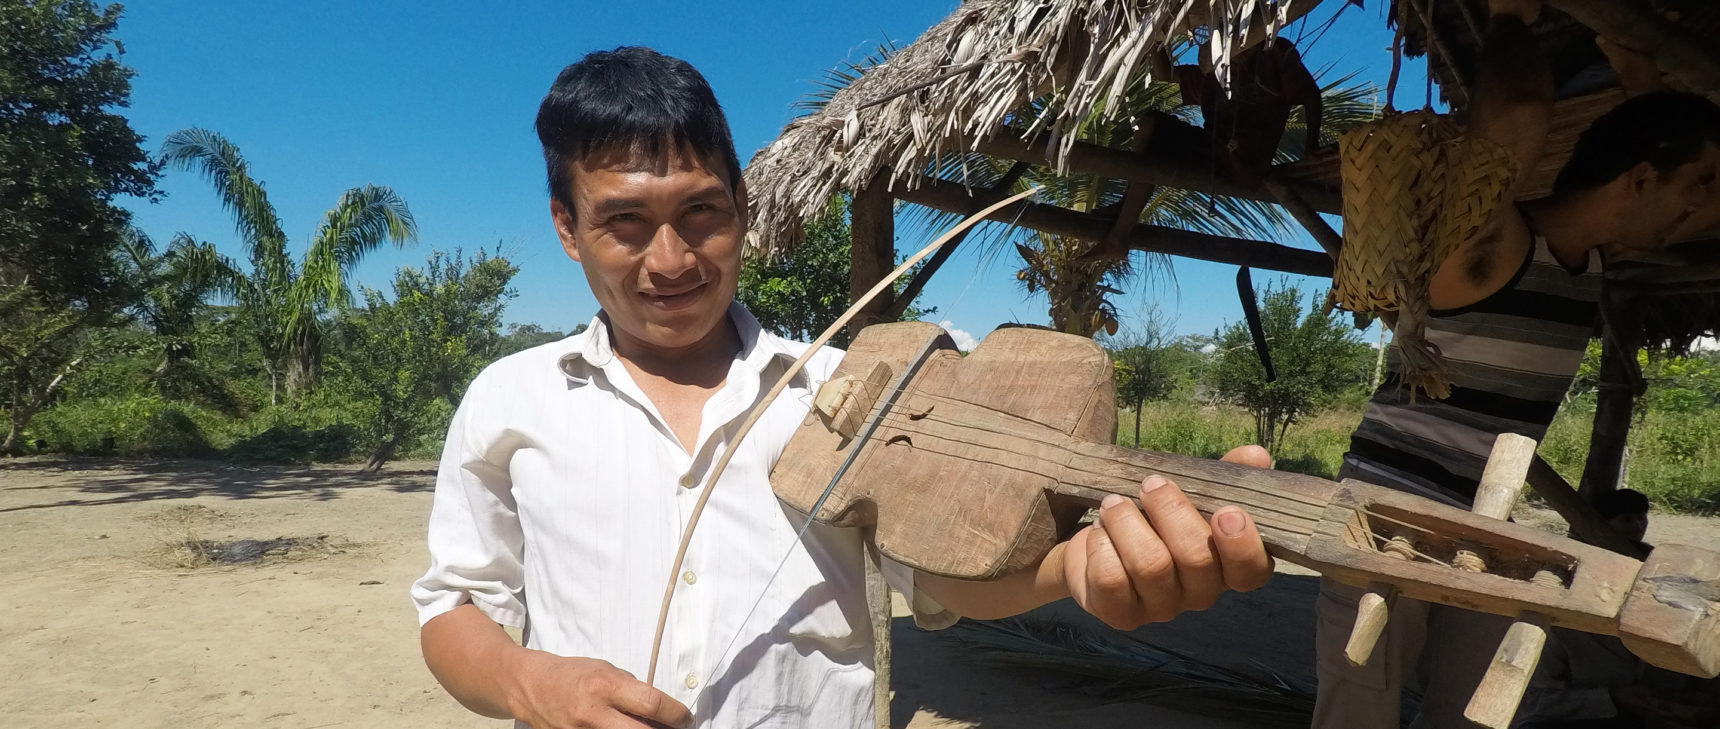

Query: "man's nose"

xmin=644 ymin=224 xmax=695 ymax=275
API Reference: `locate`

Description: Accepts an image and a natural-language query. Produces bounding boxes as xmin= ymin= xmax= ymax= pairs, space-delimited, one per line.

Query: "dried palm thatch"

xmin=1331 ymin=108 xmax=1516 ymax=400
xmin=744 ymin=0 xmax=1310 ymax=258
xmin=940 ymin=615 xmax=1323 ymax=728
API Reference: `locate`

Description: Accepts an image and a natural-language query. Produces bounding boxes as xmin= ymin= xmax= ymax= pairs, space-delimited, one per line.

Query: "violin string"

xmin=1356 ymin=508 xmax=1466 ymax=569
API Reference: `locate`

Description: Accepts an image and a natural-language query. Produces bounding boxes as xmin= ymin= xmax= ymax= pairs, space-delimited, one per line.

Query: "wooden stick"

xmin=644 ymin=186 xmax=1042 ymax=684
xmin=1464 ymin=434 xmax=1548 ymax=729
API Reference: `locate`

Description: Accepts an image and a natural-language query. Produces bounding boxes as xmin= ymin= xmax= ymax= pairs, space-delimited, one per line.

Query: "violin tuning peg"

xmin=1345 ymin=583 xmax=1394 ymax=666
xmin=1463 ymin=612 xmax=1550 ymax=729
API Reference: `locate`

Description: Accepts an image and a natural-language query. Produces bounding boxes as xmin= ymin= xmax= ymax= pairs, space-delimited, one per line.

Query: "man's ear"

xmin=1627 ymin=161 xmax=1659 ymax=199
xmin=550 ymin=199 xmax=581 ymax=263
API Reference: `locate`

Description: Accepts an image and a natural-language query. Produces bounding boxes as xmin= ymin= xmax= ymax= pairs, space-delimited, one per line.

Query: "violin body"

xmin=771 ymin=322 xmax=1720 ymax=681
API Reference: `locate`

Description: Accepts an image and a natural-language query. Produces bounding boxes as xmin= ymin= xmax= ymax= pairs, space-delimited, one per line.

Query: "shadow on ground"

xmin=0 ymin=457 xmax=434 ymax=513
xmin=890 ymin=574 xmax=1320 ymax=729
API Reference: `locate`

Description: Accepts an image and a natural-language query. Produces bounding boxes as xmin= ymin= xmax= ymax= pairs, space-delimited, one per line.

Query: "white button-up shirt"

xmin=412 ymin=304 xmax=943 ymax=728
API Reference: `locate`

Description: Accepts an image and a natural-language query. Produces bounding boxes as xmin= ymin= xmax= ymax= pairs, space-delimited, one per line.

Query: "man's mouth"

xmin=642 ymin=281 xmax=706 ymax=308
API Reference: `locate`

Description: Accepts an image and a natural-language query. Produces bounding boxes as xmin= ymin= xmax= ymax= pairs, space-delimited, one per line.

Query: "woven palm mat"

xmin=1333 ymin=110 xmax=1518 ymax=399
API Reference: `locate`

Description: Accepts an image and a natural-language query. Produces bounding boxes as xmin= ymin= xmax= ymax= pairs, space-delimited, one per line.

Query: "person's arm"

xmin=1430 ymin=0 xmax=1552 ymax=308
xmin=421 ymin=605 xmax=692 ymax=729
xmin=412 ymin=370 xmax=689 ymax=729
xmin=914 ymin=446 xmax=1274 ymax=628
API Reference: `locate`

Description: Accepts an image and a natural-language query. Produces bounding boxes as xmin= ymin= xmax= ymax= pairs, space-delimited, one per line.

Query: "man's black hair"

xmin=1554 ymin=91 xmax=1720 ymax=195
xmin=1593 ymin=488 xmax=1650 ymax=520
xmin=535 ymin=46 xmax=742 ymax=215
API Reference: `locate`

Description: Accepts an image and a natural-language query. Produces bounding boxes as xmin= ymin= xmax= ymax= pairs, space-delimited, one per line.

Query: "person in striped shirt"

xmin=1313 ymin=2 xmax=1720 ymax=728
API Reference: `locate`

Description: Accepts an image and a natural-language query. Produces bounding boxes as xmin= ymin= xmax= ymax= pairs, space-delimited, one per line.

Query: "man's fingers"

xmin=1081 ymin=513 xmax=1147 ymax=628
xmin=1210 ymin=505 xmax=1273 ymax=592
xmin=613 ymin=681 xmax=693 ymax=729
xmin=1134 ymin=476 xmax=1226 ymax=610
xmin=1220 ymin=444 xmax=1271 ymax=469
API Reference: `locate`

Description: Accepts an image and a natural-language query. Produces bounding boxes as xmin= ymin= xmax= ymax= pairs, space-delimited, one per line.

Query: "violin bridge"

xmin=813 ymin=360 xmax=894 ymax=441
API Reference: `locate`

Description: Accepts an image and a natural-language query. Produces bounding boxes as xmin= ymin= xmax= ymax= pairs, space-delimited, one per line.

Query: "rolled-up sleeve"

xmin=410 ymin=370 xmax=527 ymax=628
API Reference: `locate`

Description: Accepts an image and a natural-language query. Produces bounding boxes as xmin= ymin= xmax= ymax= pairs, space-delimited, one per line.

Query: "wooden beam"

xmin=1264 ymin=176 xmax=1343 ymax=259
xmin=850 ymin=175 xmax=897 ymax=331
xmin=1527 ymin=456 xmax=1646 ymax=559
xmin=1547 ymin=0 xmax=1720 ymax=97
xmin=973 ymin=131 xmax=1343 ymax=215
xmin=1580 ymin=295 xmax=1643 ymax=501
xmin=893 ymin=175 xmax=1334 ymax=277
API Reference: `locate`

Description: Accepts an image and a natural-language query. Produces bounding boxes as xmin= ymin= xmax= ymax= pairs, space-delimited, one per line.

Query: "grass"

xmin=1117 ymin=394 xmax=1720 ymax=514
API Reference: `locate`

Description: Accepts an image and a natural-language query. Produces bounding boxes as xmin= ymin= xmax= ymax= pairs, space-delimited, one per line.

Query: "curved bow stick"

xmin=644 ymin=185 xmax=1043 ymax=684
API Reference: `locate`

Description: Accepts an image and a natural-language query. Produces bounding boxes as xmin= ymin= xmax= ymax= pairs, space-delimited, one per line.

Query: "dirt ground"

xmin=2 ymin=457 xmax=1715 ymax=729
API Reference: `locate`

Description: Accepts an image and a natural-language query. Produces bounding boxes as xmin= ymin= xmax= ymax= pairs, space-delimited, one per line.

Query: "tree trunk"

xmin=1133 ymin=402 xmax=1143 ymax=448
xmin=363 ymin=424 xmax=410 ymax=474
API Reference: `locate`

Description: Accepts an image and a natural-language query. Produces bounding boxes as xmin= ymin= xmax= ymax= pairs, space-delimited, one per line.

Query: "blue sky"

xmin=116 ymin=0 xmax=1423 ymax=346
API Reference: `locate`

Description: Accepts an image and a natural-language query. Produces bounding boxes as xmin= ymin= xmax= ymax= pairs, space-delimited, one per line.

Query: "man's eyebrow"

xmin=590 ymin=198 xmax=645 ymax=218
xmin=685 ymin=185 xmax=732 ymax=205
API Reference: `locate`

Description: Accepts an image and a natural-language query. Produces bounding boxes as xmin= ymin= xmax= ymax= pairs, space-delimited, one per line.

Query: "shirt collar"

xmin=556 ymin=302 xmax=799 ymax=382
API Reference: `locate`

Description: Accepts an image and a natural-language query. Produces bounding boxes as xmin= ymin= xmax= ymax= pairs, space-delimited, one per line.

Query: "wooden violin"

xmin=770 ymin=322 xmax=1719 ymax=726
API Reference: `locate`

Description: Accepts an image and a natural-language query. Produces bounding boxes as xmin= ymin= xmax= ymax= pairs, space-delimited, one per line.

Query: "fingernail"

xmin=1101 ymin=494 xmax=1127 ymax=510
xmin=1141 ymin=476 xmax=1167 ymax=493
xmin=1216 ymin=509 xmax=1247 ymax=537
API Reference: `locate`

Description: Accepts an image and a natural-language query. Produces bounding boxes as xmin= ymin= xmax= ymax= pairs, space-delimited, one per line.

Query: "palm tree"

xmin=117 ymin=227 xmax=243 ymax=405
xmin=160 ymin=129 xmax=417 ymax=404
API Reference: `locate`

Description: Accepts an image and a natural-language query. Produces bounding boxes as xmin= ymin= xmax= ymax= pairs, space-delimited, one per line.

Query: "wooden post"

xmin=1579 ymin=292 xmax=1642 ymax=500
xmin=850 ymin=176 xmax=898 ymax=332
xmin=863 ymin=536 xmax=893 ymax=729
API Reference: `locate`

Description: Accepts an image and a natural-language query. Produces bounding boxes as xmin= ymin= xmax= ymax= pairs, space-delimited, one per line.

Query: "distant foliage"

xmin=332 ymin=250 xmax=518 ymax=472
xmin=737 ymin=197 xmax=933 ymax=349
xmin=496 ymin=322 xmax=585 ymax=357
xmin=1205 ymin=281 xmax=1371 ymax=452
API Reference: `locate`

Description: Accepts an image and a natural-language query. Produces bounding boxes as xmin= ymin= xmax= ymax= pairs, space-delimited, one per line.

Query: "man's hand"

xmin=1060 ymin=445 xmax=1274 ymax=630
xmin=420 ymin=604 xmax=691 ymax=729
xmin=504 ymin=652 xmax=693 ymax=729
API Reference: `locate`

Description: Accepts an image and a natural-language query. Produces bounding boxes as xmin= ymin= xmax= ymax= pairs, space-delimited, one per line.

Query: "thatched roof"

xmin=743 ymin=0 xmax=1312 ymax=258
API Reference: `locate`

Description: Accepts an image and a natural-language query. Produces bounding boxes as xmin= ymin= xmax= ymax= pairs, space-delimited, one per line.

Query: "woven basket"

xmin=1332 ymin=110 xmax=1518 ymax=400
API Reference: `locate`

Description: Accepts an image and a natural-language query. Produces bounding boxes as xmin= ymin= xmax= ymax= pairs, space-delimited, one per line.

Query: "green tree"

xmin=334 ymin=250 xmax=518 ymax=472
xmin=160 ymin=128 xmax=417 ymax=404
xmin=1206 ymin=281 xmax=1370 ymax=452
xmin=496 ymin=322 xmax=585 ymax=357
xmin=1105 ymin=311 xmax=1178 ymax=447
xmin=737 ymin=197 xmax=933 ymax=349
xmin=117 ymin=228 xmax=243 ymax=405
xmin=1 ymin=0 xmax=159 ymax=454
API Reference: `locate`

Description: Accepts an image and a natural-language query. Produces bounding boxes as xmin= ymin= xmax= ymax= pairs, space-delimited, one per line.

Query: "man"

xmin=412 ymin=47 xmax=1274 ymax=729
xmin=1314 ymin=1 xmax=1720 ymax=728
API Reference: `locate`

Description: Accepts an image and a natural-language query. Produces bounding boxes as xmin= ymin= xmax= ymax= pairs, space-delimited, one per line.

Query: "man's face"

xmin=551 ymin=144 xmax=745 ymax=357
xmin=1624 ymin=142 xmax=1720 ymax=250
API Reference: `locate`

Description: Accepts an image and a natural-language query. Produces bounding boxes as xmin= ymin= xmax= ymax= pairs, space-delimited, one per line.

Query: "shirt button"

xmin=679 ymin=474 xmax=696 ymax=489
xmin=682 ymin=571 xmax=697 ymax=585
xmin=684 ymin=672 xmax=699 ymax=689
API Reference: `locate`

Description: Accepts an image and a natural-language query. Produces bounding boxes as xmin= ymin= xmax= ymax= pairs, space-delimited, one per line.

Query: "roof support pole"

xmin=849 ymin=173 xmax=898 ymax=332
xmin=1580 ymin=289 xmax=1644 ymax=500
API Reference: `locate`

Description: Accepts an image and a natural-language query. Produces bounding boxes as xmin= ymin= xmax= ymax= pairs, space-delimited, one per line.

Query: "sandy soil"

xmin=2 ymin=457 xmax=1714 ymax=728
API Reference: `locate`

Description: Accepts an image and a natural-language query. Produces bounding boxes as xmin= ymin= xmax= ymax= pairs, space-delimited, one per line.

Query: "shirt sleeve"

xmin=880 ymin=557 xmax=958 ymax=630
xmin=410 ymin=369 xmax=528 ymax=628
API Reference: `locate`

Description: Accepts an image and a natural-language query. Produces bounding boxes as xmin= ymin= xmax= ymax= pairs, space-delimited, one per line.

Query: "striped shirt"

xmin=1344 ymin=232 xmax=1603 ymax=506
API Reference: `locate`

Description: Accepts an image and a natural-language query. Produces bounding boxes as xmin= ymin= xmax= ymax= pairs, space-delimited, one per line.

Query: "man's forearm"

xmin=913 ymin=543 xmax=1071 ymax=620
xmin=420 ymin=603 xmax=526 ymax=720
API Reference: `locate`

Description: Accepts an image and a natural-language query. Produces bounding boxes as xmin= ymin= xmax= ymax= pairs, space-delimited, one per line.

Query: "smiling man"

xmin=411 ymin=46 xmax=1273 ymax=729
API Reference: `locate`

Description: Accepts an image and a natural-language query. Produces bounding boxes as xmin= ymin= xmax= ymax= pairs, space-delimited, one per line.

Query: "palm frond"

xmin=159 ymin=128 xmax=290 ymax=279
xmin=293 ymin=184 xmax=418 ymax=329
